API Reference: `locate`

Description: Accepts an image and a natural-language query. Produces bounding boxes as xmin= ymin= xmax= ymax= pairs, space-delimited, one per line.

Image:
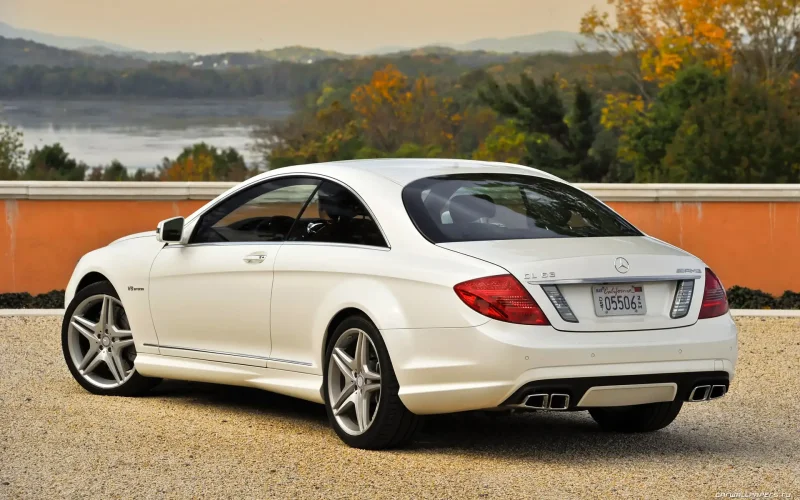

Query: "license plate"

xmin=592 ymin=284 xmax=647 ymax=317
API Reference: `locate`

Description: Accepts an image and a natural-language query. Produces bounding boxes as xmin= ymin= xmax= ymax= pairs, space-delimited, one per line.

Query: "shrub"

xmin=777 ymin=290 xmax=800 ymax=310
xmin=0 ymin=290 xmax=65 ymax=309
xmin=726 ymin=286 xmax=776 ymax=309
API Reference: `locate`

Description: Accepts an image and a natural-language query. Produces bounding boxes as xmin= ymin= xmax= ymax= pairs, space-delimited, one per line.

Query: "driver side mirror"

xmin=156 ymin=217 xmax=185 ymax=243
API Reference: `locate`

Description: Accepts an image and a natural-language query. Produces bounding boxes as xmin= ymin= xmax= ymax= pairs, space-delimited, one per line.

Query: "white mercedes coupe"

xmin=62 ymin=159 xmax=737 ymax=449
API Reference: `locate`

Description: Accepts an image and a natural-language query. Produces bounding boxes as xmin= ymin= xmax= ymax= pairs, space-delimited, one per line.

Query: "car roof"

xmin=253 ymin=158 xmax=562 ymax=187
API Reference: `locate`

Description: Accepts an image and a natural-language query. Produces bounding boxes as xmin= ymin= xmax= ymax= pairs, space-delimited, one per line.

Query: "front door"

xmin=148 ymin=177 xmax=320 ymax=366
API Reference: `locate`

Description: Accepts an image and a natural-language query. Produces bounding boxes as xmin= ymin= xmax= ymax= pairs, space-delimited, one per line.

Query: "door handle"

xmin=243 ymin=251 xmax=267 ymax=264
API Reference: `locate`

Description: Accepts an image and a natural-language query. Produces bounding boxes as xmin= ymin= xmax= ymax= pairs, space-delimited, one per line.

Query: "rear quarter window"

xmin=402 ymin=174 xmax=641 ymax=243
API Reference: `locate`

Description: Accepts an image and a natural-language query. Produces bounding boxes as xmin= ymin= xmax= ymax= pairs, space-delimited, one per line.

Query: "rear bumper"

xmin=380 ymin=314 xmax=738 ymax=415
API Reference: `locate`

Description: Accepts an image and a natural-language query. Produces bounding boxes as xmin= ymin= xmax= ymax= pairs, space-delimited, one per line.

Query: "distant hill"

xmin=454 ymin=31 xmax=598 ymax=53
xmin=78 ymin=45 xmax=194 ymax=63
xmin=370 ymin=31 xmax=598 ymax=55
xmin=190 ymin=46 xmax=354 ymax=69
xmin=0 ymin=36 xmax=149 ymax=69
xmin=0 ymin=21 xmax=133 ymax=52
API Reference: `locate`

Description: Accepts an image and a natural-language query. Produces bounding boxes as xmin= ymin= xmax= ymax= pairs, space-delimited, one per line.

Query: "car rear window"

xmin=402 ymin=174 xmax=641 ymax=243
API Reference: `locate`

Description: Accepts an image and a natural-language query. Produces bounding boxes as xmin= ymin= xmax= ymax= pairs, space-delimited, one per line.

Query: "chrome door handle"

xmin=243 ymin=251 xmax=267 ymax=264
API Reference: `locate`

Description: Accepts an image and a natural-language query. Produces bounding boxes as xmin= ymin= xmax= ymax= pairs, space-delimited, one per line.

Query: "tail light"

xmin=454 ymin=275 xmax=549 ymax=325
xmin=699 ymin=268 xmax=729 ymax=319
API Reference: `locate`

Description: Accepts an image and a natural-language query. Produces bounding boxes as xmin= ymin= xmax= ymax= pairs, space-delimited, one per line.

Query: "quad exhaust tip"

xmin=688 ymin=384 xmax=727 ymax=402
xmin=522 ymin=393 xmax=570 ymax=411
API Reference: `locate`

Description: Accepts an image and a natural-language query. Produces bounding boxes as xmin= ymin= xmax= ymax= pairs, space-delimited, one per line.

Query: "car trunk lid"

xmin=440 ymin=236 xmax=705 ymax=332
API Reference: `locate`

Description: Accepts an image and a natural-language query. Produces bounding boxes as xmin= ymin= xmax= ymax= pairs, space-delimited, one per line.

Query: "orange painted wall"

xmin=609 ymin=201 xmax=800 ymax=295
xmin=1 ymin=200 xmax=206 ymax=295
xmin=1 ymin=199 xmax=799 ymax=295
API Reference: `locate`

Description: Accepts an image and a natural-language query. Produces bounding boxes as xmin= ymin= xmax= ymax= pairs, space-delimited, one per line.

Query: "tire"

xmin=589 ymin=401 xmax=683 ymax=433
xmin=62 ymin=280 xmax=160 ymax=396
xmin=323 ymin=315 xmax=419 ymax=449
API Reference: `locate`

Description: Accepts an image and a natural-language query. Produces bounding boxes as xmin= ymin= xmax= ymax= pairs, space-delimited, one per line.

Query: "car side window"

xmin=191 ymin=177 xmax=320 ymax=244
xmin=287 ymin=181 xmax=387 ymax=247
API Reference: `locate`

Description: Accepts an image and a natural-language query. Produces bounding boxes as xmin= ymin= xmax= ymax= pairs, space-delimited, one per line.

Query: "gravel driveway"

xmin=1 ymin=316 xmax=798 ymax=499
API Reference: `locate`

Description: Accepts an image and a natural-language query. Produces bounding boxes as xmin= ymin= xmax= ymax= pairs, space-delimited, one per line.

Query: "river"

xmin=0 ymin=99 xmax=294 ymax=171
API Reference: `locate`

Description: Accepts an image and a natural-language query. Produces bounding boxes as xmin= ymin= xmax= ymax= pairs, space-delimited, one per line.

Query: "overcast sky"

xmin=1 ymin=0 xmax=606 ymax=53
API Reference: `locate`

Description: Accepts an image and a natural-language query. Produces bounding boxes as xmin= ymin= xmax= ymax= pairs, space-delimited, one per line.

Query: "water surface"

xmin=0 ymin=99 xmax=293 ymax=170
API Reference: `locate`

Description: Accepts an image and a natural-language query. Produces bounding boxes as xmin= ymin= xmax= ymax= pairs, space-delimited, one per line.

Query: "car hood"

xmin=111 ymin=231 xmax=157 ymax=245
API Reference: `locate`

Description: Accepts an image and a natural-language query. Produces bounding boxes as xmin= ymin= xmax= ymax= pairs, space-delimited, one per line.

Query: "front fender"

xmin=64 ymin=235 xmax=164 ymax=351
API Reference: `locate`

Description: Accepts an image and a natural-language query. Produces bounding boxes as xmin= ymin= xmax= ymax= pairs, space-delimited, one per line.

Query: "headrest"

xmin=319 ymin=184 xmax=363 ymax=220
xmin=448 ymin=194 xmax=496 ymax=224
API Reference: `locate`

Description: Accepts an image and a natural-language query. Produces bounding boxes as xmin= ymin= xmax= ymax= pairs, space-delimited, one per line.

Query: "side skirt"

xmin=134 ymin=353 xmax=324 ymax=404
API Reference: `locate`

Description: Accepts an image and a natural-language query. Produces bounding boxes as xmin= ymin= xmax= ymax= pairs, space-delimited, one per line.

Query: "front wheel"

xmin=62 ymin=281 xmax=160 ymax=396
xmin=323 ymin=316 xmax=419 ymax=449
xmin=589 ymin=401 xmax=683 ymax=433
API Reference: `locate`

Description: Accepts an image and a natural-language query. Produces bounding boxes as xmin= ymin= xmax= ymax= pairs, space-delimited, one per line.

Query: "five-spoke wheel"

xmin=62 ymin=281 xmax=159 ymax=396
xmin=328 ymin=327 xmax=383 ymax=435
xmin=324 ymin=315 xmax=419 ymax=449
xmin=67 ymin=294 xmax=136 ymax=388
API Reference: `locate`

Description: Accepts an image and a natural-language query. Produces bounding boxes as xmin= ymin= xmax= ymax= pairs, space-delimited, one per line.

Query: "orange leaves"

xmin=349 ymin=65 xmax=462 ymax=154
xmin=160 ymin=151 xmax=215 ymax=181
xmin=351 ymin=65 xmax=411 ymax=118
xmin=581 ymin=0 xmax=737 ymax=86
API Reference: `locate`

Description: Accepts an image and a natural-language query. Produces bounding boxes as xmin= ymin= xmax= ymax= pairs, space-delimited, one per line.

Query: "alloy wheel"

xmin=327 ymin=328 xmax=382 ymax=435
xmin=66 ymin=294 xmax=137 ymax=389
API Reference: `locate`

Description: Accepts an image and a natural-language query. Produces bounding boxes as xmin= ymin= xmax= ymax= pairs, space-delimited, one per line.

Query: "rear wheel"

xmin=589 ymin=401 xmax=683 ymax=433
xmin=62 ymin=281 xmax=160 ymax=396
xmin=323 ymin=316 xmax=419 ymax=449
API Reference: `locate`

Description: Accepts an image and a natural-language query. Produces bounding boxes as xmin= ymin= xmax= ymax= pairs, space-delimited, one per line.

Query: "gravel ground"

xmin=1 ymin=317 xmax=798 ymax=499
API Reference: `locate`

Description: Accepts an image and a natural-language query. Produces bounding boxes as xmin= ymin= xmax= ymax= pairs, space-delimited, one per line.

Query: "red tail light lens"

xmin=454 ymin=275 xmax=550 ymax=325
xmin=699 ymin=268 xmax=729 ymax=319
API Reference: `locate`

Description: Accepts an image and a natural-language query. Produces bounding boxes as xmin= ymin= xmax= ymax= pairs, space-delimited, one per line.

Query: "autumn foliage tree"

xmin=580 ymin=0 xmax=800 ymax=182
xmin=263 ymin=65 xmax=465 ymax=167
xmin=159 ymin=143 xmax=256 ymax=181
xmin=350 ymin=65 xmax=462 ymax=155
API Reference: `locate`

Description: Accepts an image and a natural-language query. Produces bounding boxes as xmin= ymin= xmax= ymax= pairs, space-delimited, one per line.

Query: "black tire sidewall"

xmin=62 ymin=280 xmax=157 ymax=396
xmin=322 ymin=315 xmax=408 ymax=448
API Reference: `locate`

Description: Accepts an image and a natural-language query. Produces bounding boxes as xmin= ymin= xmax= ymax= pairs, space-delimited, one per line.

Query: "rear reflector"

xmin=541 ymin=285 xmax=578 ymax=323
xmin=699 ymin=268 xmax=729 ymax=319
xmin=454 ymin=275 xmax=549 ymax=325
xmin=670 ymin=280 xmax=695 ymax=319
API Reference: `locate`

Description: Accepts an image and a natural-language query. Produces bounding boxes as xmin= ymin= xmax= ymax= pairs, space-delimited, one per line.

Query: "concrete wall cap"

xmin=1 ymin=181 xmax=799 ymax=202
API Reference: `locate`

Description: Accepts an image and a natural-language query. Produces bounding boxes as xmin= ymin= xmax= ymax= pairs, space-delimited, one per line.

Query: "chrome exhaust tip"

xmin=688 ymin=385 xmax=711 ymax=402
xmin=709 ymin=385 xmax=727 ymax=400
xmin=548 ymin=393 xmax=570 ymax=410
xmin=523 ymin=393 xmax=549 ymax=409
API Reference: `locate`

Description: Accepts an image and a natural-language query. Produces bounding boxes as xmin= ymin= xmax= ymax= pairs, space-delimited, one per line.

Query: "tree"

xmin=472 ymin=122 xmax=527 ymax=164
xmin=663 ymin=82 xmax=800 ymax=182
xmin=87 ymin=160 xmax=129 ymax=181
xmin=350 ymin=65 xmax=462 ymax=155
xmin=24 ymin=143 xmax=86 ymax=180
xmin=159 ymin=143 xmax=256 ymax=181
xmin=621 ymin=66 xmax=728 ymax=181
xmin=259 ymin=101 xmax=364 ymax=169
xmin=569 ymin=82 xmax=605 ymax=180
xmin=0 ymin=123 xmax=25 ymax=180
xmin=133 ymin=168 xmax=158 ymax=181
xmin=479 ymin=74 xmax=609 ymax=180
xmin=580 ymin=0 xmax=736 ymax=91
xmin=729 ymin=0 xmax=800 ymax=82
xmin=262 ymin=65 xmax=467 ymax=168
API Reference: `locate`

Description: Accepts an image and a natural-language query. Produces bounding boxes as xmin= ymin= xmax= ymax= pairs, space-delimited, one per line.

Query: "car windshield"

xmin=402 ymin=173 xmax=641 ymax=243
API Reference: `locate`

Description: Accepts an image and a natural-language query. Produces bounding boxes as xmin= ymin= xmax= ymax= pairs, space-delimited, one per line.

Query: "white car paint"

xmin=65 ymin=159 xmax=738 ymax=414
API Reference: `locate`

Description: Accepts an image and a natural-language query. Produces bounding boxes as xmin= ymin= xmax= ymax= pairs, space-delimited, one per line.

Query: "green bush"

xmin=0 ymin=290 xmax=65 ymax=309
xmin=777 ymin=291 xmax=800 ymax=310
xmin=725 ymin=286 xmax=777 ymax=309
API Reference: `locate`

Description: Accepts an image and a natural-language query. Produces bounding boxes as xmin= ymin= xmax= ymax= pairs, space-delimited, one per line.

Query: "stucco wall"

xmin=1 ymin=182 xmax=798 ymax=295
